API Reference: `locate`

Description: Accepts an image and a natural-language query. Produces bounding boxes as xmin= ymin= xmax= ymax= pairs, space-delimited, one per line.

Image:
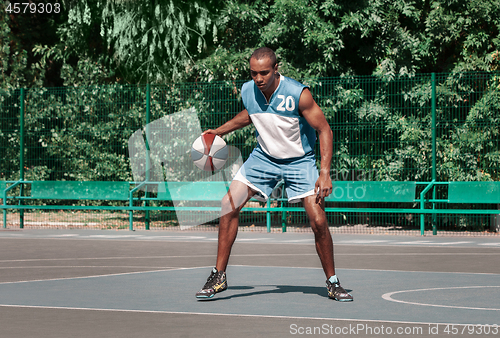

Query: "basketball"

xmin=191 ymin=134 xmax=228 ymax=171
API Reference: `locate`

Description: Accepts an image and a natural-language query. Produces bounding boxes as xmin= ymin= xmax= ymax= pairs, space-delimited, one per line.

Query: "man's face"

xmin=249 ymin=57 xmax=278 ymax=94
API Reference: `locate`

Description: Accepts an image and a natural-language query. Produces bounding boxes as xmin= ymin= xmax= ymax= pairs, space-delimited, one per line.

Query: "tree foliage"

xmin=1 ymin=1 xmax=61 ymax=89
xmin=33 ymin=0 xmax=222 ymax=85
xmin=1 ymin=0 xmax=499 ymax=185
xmin=191 ymin=0 xmax=500 ymax=81
xmin=3 ymin=0 xmax=500 ymax=85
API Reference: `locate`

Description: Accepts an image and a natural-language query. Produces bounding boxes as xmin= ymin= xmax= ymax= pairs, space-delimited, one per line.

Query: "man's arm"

xmin=202 ymin=109 xmax=252 ymax=136
xmin=299 ymin=88 xmax=333 ymax=201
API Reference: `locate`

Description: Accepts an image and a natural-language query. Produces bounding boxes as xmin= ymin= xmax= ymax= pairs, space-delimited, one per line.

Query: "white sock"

xmin=328 ymin=275 xmax=338 ymax=284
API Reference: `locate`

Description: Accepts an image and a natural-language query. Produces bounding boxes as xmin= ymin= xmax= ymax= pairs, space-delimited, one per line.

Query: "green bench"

xmin=2 ymin=181 xmax=133 ymax=229
xmin=325 ymin=181 xmax=417 ymax=203
xmin=154 ymin=181 xmax=280 ymax=230
xmin=1 ymin=180 xmax=273 ymax=231
xmin=415 ymin=181 xmax=500 ymax=235
xmin=313 ymin=181 xmax=499 ymax=234
xmin=154 ymin=181 xmax=417 ymax=232
xmin=448 ymin=182 xmax=500 ymax=204
xmin=156 ymin=181 xmax=230 ymax=201
xmin=2 ymin=180 xmax=499 ymax=233
xmin=30 ymin=181 xmax=130 ymax=200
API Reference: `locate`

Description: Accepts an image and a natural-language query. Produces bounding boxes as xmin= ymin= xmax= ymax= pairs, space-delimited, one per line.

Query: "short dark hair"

xmin=250 ymin=47 xmax=277 ymax=66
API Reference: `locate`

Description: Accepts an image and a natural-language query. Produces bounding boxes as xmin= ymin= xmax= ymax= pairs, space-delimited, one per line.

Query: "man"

xmin=195 ymin=47 xmax=353 ymax=302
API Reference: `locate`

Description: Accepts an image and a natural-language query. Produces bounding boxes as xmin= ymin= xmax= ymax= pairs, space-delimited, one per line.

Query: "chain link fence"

xmin=1 ymin=72 xmax=499 ymax=233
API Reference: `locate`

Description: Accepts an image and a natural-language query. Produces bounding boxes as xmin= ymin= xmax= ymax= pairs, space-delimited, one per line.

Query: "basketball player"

xmin=195 ymin=47 xmax=353 ymax=302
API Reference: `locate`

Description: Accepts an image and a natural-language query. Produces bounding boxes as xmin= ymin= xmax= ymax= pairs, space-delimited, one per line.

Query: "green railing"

xmin=1 ymin=72 xmax=499 ymax=233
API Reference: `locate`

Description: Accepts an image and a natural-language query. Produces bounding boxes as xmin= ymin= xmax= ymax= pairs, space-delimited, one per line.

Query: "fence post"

xmin=431 ymin=73 xmax=437 ymax=235
xmin=145 ymin=84 xmax=151 ymax=230
xmin=19 ymin=88 xmax=25 ymax=229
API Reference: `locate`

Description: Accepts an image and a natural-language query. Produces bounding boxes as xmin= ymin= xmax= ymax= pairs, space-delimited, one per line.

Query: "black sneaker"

xmin=195 ymin=267 xmax=227 ymax=299
xmin=326 ymin=276 xmax=353 ymax=302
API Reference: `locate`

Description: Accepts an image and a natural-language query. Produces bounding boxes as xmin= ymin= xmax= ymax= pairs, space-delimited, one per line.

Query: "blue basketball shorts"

xmin=233 ymin=147 xmax=319 ymax=203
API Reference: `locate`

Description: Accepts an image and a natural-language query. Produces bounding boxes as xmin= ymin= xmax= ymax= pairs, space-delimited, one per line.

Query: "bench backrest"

xmin=156 ymin=181 xmax=417 ymax=203
xmin=325 ymin=181 xmax=417 ymax=203
xmin=9 ymin=180 xmax=500 ymax=205
xmin=31 ymin=181 xmax=130 ymax=200
xmin=448 ymin=182 xmax=500 ymax=204
xmin=0 ymin=181 xmax=6 ymax=192
xmin=157 ymin=181 xmax=229 ymax=201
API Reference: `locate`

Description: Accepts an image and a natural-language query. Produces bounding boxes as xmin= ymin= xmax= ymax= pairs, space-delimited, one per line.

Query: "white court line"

xmin=1 ymin=261 xmax=500 ymax=273
xmin=1 ymin=263 xmax=499 ymax=287
xmin=52 ymin=234 xmax=79 ymax=237
xmin=1 ymin=265 xmax=499 ymax=325
xmin=2 ymin=235 xmax=498 ymax=248
xmin=0 ymin=253 xmax=323 ymax=263
xmin=227 ymin=265 xmax=500 ymax=276
xmin=0 ymin=303 xmax=486 ymax=327
xmin=0 ymin=266 xmax=212 ymax=285
xmin=349 ymin=241 xmax=479 ymax=246
xmin=139 ymin=236 xmax=207 ymax=240
xmin=280 ymin=239 xmax=313 ymax=243
xmin=336 ymin=267 xmax=500 ymax=276
xmin=334 ymin=252 xmax=500 ymax=256
xmin=0 ymin=266 xmax=174 ymax=270
xmin=431 ymin=241 xmax=473 ymax=245
xmin=0 ymin=265 xmax=492 ymax=286
xmin=86 ymin=235 xmax=145 ymax=239
xmin=0 ymin=256 xmax=202 ymax=263
xmin=337 ymin=240 xmax=391 ymax=244
xmin=1 ymin=251 xmax=500 ymax=264
xmin=382 ymin=286 xmax=500 ymax=311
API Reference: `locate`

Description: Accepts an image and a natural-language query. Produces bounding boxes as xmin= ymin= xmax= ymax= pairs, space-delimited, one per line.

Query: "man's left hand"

xmin=315 ymin=173 xmax=332 ymax=204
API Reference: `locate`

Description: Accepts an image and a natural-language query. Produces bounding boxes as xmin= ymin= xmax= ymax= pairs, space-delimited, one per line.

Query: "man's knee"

xmin=221 ymin=193 xmax=237 ymax=216
xmin=221 ymin=182 xmax=254 ymax=216
xmin=310 ymin=215 xmax=328 ymax=231
xmin=307 ymin=209 xmax=329 ymax=234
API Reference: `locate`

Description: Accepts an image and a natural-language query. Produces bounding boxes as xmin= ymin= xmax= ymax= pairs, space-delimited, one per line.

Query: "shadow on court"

xmin=203 ymin=285 xmax=340 ymax=301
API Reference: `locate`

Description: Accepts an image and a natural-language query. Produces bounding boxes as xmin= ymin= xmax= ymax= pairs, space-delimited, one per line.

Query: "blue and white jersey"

xmin=241 ymin=75 xmax=316 ymax=159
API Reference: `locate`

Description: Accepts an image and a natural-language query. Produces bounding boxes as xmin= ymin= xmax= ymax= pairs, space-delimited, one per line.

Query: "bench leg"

xmin=145 ymin=201 xmax=150 ymax=230
xmin=266 ymin=199 xmax=271 ymax=232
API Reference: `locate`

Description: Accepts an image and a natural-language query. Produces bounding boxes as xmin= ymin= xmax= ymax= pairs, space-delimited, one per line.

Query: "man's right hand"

xmin=201 ymin=129 xmax=219 ymax=136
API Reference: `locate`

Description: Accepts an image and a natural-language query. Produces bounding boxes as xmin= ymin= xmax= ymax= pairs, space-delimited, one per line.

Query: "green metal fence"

xmin=1 ymin=72 xmax=499 ymax=233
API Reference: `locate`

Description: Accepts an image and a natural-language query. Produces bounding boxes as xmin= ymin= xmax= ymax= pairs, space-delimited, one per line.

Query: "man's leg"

xmin=196 ymin=180 xmax=255 ymax=299
xmin=302 ymin=195 xmax=353 ymax=301
xmin=302 ymin=195 xmax=335 ymax=278
xmin=216 ymin=180 xmax=255 ymax=272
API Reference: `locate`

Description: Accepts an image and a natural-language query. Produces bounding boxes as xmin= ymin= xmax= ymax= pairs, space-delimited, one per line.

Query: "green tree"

xmin=425 ymin=0 xmax=500 ymax=73
xmin=191 ymin=0 xmax=500 ymax=81
xmin=1 ymin=1 xmax=61 ymax=89
xmin=1 ymin=1 xmax=62 ymax=181
xmin=34 ymin=0 xmax=222 ymax=85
